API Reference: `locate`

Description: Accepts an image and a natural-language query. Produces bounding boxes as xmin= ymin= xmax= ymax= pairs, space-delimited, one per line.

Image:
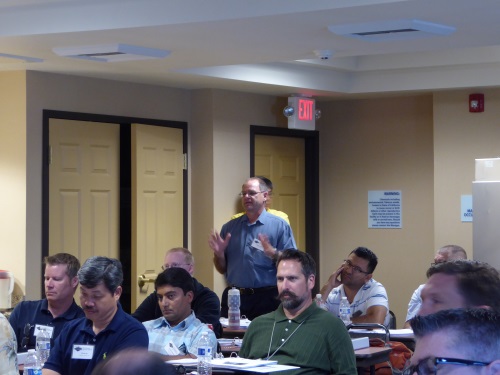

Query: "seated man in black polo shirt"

xmin=9 ymin=253 xmax=84 ymax=352
xmin=132 ymin=247 xmax=222 ymax=337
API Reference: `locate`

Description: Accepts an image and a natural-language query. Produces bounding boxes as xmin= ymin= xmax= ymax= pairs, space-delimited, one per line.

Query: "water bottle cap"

xmin=316 ymin=294 xmax=322 ymax=298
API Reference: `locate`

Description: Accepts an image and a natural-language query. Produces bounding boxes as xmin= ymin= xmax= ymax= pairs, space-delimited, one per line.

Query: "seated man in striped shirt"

xmin=320 ymin=247 xmax=390 ymax=326
xmin=142 ymin=268 xmax=217 ymax=361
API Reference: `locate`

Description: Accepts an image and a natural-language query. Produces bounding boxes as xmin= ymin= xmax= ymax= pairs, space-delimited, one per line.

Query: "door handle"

xmin=137 ymin=272 xmax=157 ymax=289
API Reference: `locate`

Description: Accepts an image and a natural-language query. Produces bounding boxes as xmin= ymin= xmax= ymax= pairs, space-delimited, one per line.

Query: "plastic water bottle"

xmin=315 ymin=294 xmax=328 ymax=310
xmin=196 ymin=331 xmax=213 ymax=375
xmin=339 ymin=296 xmax=351 ymax=325
xmin=24 ymin=349 xmax=43 ymax=375
xmin=36 ymin=327 xmax=51 ymax=366
xmin=228 ymin=287 xmax=240 ymax=329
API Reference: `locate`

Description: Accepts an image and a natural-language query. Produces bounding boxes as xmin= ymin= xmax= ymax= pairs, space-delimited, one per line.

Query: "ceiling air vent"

xmin=328 ymin=19 xmax=455 ymax=42
xmin=53 ymin=44 xmax=170 ymax=62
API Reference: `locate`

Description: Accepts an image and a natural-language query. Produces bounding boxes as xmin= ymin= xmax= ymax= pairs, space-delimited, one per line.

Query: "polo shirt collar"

xmin=273 ymin=302 xmax=316 ymax=324
xmin=155 ymin=311 xmax=195 ymax=331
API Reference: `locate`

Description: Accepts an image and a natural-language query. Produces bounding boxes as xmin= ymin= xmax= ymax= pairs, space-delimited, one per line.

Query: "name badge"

xmin=251 ymin=238 xmax=264 ymax=251
xmin=72 ymin=344 xmax=95 ymax=360
xmin=34 ymin=324 xmax=55 ymax=338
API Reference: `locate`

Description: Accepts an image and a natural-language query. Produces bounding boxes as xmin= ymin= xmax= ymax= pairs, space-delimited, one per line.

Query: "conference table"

xmin=218 ymin=342 xmax=392 ymax=375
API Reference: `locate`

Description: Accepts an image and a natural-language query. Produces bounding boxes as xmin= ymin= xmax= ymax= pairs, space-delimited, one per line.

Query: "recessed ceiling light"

xmin=52 ymin=43 xmax=170 ymax=62
xmin=328 ymin=19 xmax=455 ymax=42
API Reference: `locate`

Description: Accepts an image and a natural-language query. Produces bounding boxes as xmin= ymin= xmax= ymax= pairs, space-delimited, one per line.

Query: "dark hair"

xmin=350 ymin=247 xmax=378 ymax=274
xmin=78 ymin=256 xmax=123 ymax=294
xmin=426 ymin=260 xmax=500 ymax=310
xmin=411 ymin=308 xmax=500 ymax=362
xmin=276 ymin=249 xmax=316 ymax=279
xmin=255 ymin=176 xmax=274 ymax=191
xmin=155 ymin=267 xmax=194 ymax=295
xmin=44 ymin=253 xmax=80 ymax=279
xmin=91 ymin=348 xmax=177 ymax=375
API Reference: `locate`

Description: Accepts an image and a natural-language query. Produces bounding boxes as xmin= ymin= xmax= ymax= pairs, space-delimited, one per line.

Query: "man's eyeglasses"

xmin=238 ymin=190 xmax=266 ymax=197
xmin=21 ymin=323 xmax=32 ymax=349
xmin=402 ymin=356 xmax=492 ymax=375
xmin=161 ymin=263 xmax=191 ymax=270
xmin=343 ymin=260 xmax=370 ymax=274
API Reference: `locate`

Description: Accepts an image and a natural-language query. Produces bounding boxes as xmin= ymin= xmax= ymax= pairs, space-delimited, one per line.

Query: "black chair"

xmin=389 ymin=310 xmax=397 ymax=329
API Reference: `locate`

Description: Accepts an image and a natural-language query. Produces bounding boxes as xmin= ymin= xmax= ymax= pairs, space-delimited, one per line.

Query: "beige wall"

xmin=0 ymin=71 xmax=27 ymax=299
xmin=433 ymin=88 xmax=500 ymax=254
xmin=318 ymin=95 xmax=435 ymax=326
xmin=3 ymin=69 xmax=499 ymax=325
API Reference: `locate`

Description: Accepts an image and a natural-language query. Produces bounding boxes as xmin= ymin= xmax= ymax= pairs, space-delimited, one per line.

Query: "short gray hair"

xmin=78 ymin=256 xmax=123 ymax=294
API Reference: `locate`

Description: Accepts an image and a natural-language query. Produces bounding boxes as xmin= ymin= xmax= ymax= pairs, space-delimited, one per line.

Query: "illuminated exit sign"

xmin=287 ymin=96 xmax=316 ymax=131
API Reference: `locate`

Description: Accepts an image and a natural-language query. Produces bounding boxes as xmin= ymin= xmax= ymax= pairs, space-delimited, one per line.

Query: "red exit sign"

xmin=287 ymin=96 xmax=316 ymax=131
xmin=298 ymin=98 xmax=314 ymax=121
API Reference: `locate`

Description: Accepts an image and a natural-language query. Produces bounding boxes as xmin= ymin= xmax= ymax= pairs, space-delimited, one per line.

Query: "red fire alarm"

xmin=469 ymin=93 xmax=484 ymax=113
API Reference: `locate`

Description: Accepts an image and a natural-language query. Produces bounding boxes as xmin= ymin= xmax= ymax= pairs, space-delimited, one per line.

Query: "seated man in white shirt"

xmin=403 ymin=244 xmax=467 ymax=328
xmin=320 ymin=246 xmax=389 ymax=326
xmin=142 ymin=267 xmax=217 ymax=361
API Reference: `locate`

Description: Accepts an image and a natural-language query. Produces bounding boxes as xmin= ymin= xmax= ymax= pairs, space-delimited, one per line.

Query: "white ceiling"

xmin=1 ymin=0 xmax=500 ymax=100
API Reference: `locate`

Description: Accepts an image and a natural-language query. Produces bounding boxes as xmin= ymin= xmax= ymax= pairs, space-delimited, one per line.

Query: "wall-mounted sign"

xmin=287 ymin=96 xmax=316 ymax=131
xmin=368 ymin=190 xmax=402 ymax=229
xmin=461 ymin=194 xmax=472 ymax=222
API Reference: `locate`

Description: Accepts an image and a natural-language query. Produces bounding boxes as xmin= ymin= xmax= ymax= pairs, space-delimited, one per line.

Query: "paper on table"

xmin=220 ymin=317 xmax=252 ymax=327
xmin=389 ymin=329 xmax=414 ymax=339
xmin=211 ymin=358 xmax=278 ymax=369
xmin=166 ymin=358 xmax=198 ymax=366
xmin=240 ymin=364 xmax=301 ymax=373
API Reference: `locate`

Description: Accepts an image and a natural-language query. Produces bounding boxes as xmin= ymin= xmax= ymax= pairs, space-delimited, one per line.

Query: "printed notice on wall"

xmin=368 ymin=190 xmax=402 ymax=229
xmin=461 ymin=195 xmax=473 ymax=222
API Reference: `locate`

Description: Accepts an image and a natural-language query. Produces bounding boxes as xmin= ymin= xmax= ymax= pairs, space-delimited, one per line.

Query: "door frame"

xmin=250 ymin=125 xmax=320 ymax=292
xmin=42 ymin=110 xmax=188 ymax=312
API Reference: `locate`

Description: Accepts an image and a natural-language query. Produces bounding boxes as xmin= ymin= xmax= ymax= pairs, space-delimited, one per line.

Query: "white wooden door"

xmin=131 ymin=124 xmax=184 ymax=310
xmin=255 ymin=135 xmax=306 ymax=250
xmin=49 ymin=119 xmax=120 ymax=261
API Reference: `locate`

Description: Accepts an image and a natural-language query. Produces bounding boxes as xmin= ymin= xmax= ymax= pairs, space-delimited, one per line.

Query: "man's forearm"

xmin=213 ymin=255 xmax=227 ymax=274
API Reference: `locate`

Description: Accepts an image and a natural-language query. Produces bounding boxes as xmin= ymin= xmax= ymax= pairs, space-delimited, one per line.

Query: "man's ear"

xmin=363 ymin=273 xmax=373 ymax=283
xmin=486 ymin=360 xmax=500 ymax=375
xmin=71 ymin=276 xmax=79 ymax=289
xmin=307 ymin=274 xmax=315 ymax=290
xmin=186 ymin=290 xmax=194 ymax=303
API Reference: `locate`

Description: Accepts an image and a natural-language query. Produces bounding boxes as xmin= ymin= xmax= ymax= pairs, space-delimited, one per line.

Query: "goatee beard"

xmin=279 ymin=291 xmax=302 ymax=310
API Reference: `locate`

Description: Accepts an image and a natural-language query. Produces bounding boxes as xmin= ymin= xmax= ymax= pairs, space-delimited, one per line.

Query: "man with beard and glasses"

xmin=9 ymin=253 xmax=84 ymax=352
xmin=320 ymin=247 xmax=390 ymax=326
xmin=42 ymin=256 xmax=148 ymax=375
xmin=405 ymin=309 xmax=500 ymax=375
xmin=142 ymin=268 xmax=217 ymax=360
xmin=239 ymin=249 xmax=357 ymax=375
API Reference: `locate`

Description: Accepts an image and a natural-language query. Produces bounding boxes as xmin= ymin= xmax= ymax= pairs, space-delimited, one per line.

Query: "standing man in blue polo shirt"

xmin=43 ymin=256 xmax=148 ymax=375
xmin=9 ymin=253 xmax=84 ymax=352
xmin=209 ymin=177 xmax=297 ymax=320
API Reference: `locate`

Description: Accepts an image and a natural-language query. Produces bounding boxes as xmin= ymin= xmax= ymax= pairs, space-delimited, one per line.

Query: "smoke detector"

xmin=313 ymin=49 xmax=333 ymax=60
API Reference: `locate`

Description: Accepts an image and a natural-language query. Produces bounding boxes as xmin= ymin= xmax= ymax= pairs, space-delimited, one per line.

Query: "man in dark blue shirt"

xmin=9 ymin=253 xmax=84 ymax=352
xmin=43 ymin=256 xmax=148 ymax=375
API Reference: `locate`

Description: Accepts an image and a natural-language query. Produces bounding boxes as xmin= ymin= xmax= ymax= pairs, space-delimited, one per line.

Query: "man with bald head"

xmin=133 ymin=247 xmax=221 ymax=337
xmin=404 ymin=244 xmax=467 ymax=328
